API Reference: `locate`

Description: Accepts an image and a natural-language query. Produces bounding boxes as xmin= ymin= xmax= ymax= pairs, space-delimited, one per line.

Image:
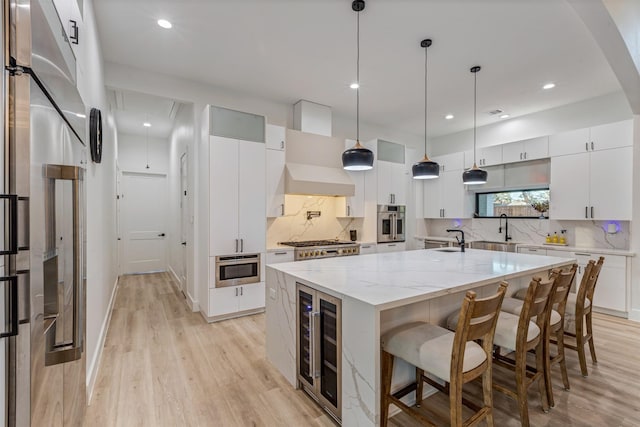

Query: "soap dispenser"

xmin=552 ymin=232 xmax=558 ymax=243
xmin=545 ymin=234 xmax=551 ymax=243
xmin=559 ymin=230 xmax=567 ymax=245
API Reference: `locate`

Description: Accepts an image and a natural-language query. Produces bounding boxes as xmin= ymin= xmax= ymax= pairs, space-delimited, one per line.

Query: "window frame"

xmin=474 ymin=188 xmax=550 ymax=219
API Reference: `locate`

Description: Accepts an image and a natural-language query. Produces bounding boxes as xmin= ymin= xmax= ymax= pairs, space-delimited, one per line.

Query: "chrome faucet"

xmin=446 ymin=229 xmax=465 ymax=252
xmin=499 ymin=213 xmax=512 ymax=242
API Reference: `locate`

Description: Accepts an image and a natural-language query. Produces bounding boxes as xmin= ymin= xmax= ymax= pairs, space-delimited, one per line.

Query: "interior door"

xmin=179 ymin=152 xmax=188 ymax=295
xmin=121 ymin=172 xmax=168 ymax=274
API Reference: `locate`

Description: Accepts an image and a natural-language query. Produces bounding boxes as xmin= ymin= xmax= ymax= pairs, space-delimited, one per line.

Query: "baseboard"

xmin=629 ymin=308 xmax=640 ymax=322
xmin=187 ymin=292 xmax=199 ymax=312
xmin=168 ymin=265 xmax=180 ymax=285
xmin=86 ymin=276 xmax=119 ymax=405
xmin=200 ymin=307 xmax=264 ymax=323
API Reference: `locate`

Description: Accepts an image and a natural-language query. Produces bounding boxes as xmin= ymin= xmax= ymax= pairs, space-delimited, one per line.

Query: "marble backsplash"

xmin=267 ymin=195 xmax=363 ymax=247
xmin=424 ymin=218 xmax=629 ymax=250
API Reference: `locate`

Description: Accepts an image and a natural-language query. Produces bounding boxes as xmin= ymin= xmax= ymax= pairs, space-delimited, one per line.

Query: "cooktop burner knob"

xmin=321 ymin=250 xmax=327 ymax=255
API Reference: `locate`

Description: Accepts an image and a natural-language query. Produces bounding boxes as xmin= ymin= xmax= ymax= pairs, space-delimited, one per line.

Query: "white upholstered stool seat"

xmin=382 ymin=322 xmax=486 ymax=382
xmin=502 ymin=296 xmax=561 ymax=326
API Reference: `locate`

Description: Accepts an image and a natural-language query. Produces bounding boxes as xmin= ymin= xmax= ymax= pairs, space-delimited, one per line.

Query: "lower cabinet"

xmin=517 ymin=247 xmax=547 ymax=256
xmin=377 ymin=242 xmax=406 ymax=253
xmin=208 ymin=282 xmax=265 ymax=318
xmin=266 ymin=249 xmax=295 ymax=264
xmin=359 ymin=243 xmax=377 ymax=255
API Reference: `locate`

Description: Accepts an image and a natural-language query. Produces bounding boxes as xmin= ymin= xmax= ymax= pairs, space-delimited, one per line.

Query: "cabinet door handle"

xmin=235 ymin=288 xmax=238 ymax=297
xmin=308 ymin=309 xmax=314 ymax=378
xmin=347 ymin=205 xmax=351 ymax=216
xmin=575 ymin=252 xmax=592 ymax=256
xmin=274 ymin=251 xmax=288 ymax=255
xmin=240 ymin=239 xmax=244 ymax=253
xmin=520 ymin=153 xmax=523 ymax=160
xmin=312 ymin=311 xmax=321 ymax=378
xmin=388 ymin=244 xmax=396 ymax=247
xmin=524 ymin=152 xmax=527 ymax=159
xmin=529 ymin=249 xmax=537 ymax=252
xmin=281 ymin=204 xmax=285 ymax=216
xmin=585 ymin=142 xmax=589 ymax=152
xmin=235 ymin=239 xmax=239 ymax=253
xmin=585 ymin=206 xmax=588 ymax=219
xmin=280 ymin=140 xmax=285 ymax=149
xmin=0 ymin=195 xmax=18 ymax=255
xmin=240 ymin=287 xmax=243 ymax=296
xmin=591 ymin=206 xmax=594 ymax=218
xmin=362 ymin=245 xmax=371 ymax=249
xmin=591 ymin=141 xmax=594 ymax=151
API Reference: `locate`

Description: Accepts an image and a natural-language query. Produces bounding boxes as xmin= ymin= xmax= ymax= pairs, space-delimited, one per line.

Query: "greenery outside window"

xmin=475 ymin=189 xmax=550 ymax=218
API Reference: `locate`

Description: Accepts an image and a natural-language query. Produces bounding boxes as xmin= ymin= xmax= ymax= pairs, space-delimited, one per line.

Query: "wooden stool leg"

xmin=536 ymin=340 xmax=549 ymax=413
xmin=556 ymin=327 xmax=570 ymax=391
xmin=380 ymin=350 xmax=394 ymax=427
xmin=515 ymin=348 xmax=530 ymax=427
xmin=415 ymin=368 xmax=424 ymax=408
xmin=543 ymin=326 xmax=554 ymax=408
xmin=449 ymin=377 xmax=463 ymax=427
xmin=482 ymin=364 xmax=494 ymax=427
xmin=575 ymin=318 xmax=588 ymax=377
xmin=586 ymin=312 xmax=597 ymax=364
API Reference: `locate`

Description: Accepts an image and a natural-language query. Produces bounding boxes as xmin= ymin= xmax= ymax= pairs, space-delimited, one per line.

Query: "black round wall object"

xmin=89 ymin=108 xmax=102 ymax=163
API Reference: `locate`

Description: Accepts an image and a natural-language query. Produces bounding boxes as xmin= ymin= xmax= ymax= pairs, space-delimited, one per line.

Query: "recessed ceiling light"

xmin=445 ymin=114 xmax=454 ymax=120
xmin=157 ymin=19 xmax=172 ymax=29
xmin=350 ymin=82 xmax=359 ymax=89
xmin=543 ymin=82 xmax=555 ymax=90
xmin=143 ymin=122 xmax=152 ymax=127
xmin=500 ymin=114 xmax=510 ymax=119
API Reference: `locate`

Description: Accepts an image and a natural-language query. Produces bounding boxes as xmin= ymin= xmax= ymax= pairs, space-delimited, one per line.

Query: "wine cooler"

xmin=296 ymin=283 xmax=342 ymax=422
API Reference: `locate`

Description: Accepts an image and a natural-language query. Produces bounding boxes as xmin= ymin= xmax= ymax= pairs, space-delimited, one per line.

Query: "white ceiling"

xmin=107 ymin=88 xmax=183 ymax=138
xmin=94 ymin=0 xmax=622 ymax=139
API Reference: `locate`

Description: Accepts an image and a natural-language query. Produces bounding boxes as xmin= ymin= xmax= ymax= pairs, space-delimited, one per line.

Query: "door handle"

xmin=0 ymin=195 xmax=18 ymax=255
xmin=0 ymin=276 xmax=18 ymax=338
xmin=158 ymin=233 xmax=165 ymax=237
xmin=43 ymin=164 xmax=84 ymax=366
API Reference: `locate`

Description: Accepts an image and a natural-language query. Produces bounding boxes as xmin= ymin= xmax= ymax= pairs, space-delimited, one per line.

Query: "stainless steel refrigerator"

xmin=3 ymin=0 xmax=88 ymax=425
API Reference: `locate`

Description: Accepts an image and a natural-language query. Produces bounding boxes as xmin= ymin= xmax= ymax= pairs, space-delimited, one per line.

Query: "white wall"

xmin=430 ymin=91 xmax=632 ymax=155
xmin=167 ymin=104 xmax=196 ymax=306
xmin=118 ymin=133 xmax=170 ymax=174
xmin=70 ymin=0 xmax=119 ymax=398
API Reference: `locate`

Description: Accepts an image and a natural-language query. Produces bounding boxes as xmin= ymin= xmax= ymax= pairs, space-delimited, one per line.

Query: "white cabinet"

xmin=266 ymin=123 xmax=286 ymax=151
xmin=549 ymin=120 xmax=632 ymax=157
xmin=209 ymin=282 xmax=265 ymax=318
xmin=377 ymin=160 xmax=407 ymax=205
xmin=434 ymin=152 xmax=465 ymax=172
xmin=423 ymin=170 xmax=474 ymax=219
xmin=544 ymin=250 xmax=628 ymax=315
xmin=337 ymin=140 xmax=366 ymax=217
xmin=517 ymin=247 xmax=547 ymax=256
xmin=359 ymin=243 xmax=377 ymax=254
xmin=210 ymin=136 xmax=266 ymax=255
xmin=266 ymin=249 xmax=295 ymax=264
xmin=550 ymin=146 xmax=632 ymax=220
xmin=501 ymin=136 xmax=549 ymax=163
xmin=266 ymin=124 xmax=286 ymax=218
xmin=464 ymin=145 xmax=502 ymax=168
xmin=377 ymin=242 xmax=406 ymax=253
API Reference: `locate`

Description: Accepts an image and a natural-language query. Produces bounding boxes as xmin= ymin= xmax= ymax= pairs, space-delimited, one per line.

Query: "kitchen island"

xmin=265 ymin=248 xmax=575 ymax=426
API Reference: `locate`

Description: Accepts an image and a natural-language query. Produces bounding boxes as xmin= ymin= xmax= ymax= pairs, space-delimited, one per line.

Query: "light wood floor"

xmin=85 ymin=272 xmax=640 ymax=426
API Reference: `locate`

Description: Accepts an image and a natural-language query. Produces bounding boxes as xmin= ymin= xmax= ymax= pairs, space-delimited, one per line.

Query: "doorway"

xmin=120 ymin=172 xmax=168 ymax=274
xmin=179 ymin=151 xmax=188 ymax=296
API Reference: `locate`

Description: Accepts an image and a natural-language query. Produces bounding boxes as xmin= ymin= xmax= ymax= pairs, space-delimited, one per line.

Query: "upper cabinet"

xmin=266 ymin=124 xmax=286 ymax=217
xmin=548 ymin=120 xmax=632 ymax=157
xmin=501 ymin=136 xmax=548 ymax=163
xmin=376 ymin=140 xmax=407 ymax=205
xmin=463 ymin=145 xmax=502 ymax=168
xmin=434 ymin=152 xmax=465 ymax=172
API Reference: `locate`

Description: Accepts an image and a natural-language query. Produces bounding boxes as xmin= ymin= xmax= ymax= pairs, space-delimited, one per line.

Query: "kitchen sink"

xmin=468 ymin=240 xmax=518 ymax=252
xmin=434 ymin=248 xmax=462 ymax=253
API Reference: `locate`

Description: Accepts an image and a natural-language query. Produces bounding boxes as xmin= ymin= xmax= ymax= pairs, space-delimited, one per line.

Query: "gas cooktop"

xmin=279 ymin=240 xmax=360 ymax=260
xmin=279 ymin=240 xmax=353 ymax=248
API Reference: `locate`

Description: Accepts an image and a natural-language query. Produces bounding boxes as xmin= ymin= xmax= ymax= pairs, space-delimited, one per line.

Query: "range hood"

xmin=284 ymin=101 xmax=355 ymax=197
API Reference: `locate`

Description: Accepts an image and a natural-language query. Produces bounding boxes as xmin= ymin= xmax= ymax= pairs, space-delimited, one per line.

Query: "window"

xmin=475 ymin=189 xmax=550 ymax=218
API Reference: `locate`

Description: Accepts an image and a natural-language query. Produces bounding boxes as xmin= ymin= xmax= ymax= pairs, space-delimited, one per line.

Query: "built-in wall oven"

xmin=215 ymin=253 xmax=261 ymax=287
xmin=377 ymin=205 xmax=406 ymax=243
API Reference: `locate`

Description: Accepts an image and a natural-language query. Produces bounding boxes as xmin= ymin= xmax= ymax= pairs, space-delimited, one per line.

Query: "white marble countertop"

xmin=267 ymin=248 xmax=575 ymax=310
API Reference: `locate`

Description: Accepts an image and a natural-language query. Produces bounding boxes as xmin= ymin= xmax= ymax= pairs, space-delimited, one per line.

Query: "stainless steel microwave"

xmin=377 ymin=205 xmax=406 ymax=243
xmin=215 ymin=253 xmax=261 ymax=288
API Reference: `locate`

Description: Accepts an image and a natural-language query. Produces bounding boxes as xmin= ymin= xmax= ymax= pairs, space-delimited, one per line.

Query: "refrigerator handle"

xmin=308 ymin=309 xmax=314 ymax=379
xmin=0 ymin=194 xmax=19 ymax=254
xmin=312 ymin=311 xmax=321 ymax=379
xmin=43 ymin=164 xmax=85 ymax=366
xmin=0 ymin=276 xmax=19 ymax=338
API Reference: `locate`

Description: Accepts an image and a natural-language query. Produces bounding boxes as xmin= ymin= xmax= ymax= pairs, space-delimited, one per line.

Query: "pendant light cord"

xmin=424 ymin=44 xmax=428 ymax=157
xmin=356 ymin=9 xmax=360 ymax=143
xmin=473 ymin=70 xmax=477 ymax=165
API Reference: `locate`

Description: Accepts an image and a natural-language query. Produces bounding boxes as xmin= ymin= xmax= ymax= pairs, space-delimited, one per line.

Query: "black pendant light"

xmin=462 ymin=66 xmax=488 ymax=185
xmin=412 ymin=39 xmax=439 ymax=180
xmin=342 ymin=0 xmax=374 ymax=171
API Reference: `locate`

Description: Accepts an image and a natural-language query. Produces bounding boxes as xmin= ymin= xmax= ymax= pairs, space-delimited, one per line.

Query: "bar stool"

xmin=449 ymin=276 xmax=556 ymax=427
xmin=563 ymin=256 xmax=604 ymax=377
xmin=380 ymin=282 xmax=508 ymax=427
xmin=508 ymin=264 xmax=578 ymax=407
